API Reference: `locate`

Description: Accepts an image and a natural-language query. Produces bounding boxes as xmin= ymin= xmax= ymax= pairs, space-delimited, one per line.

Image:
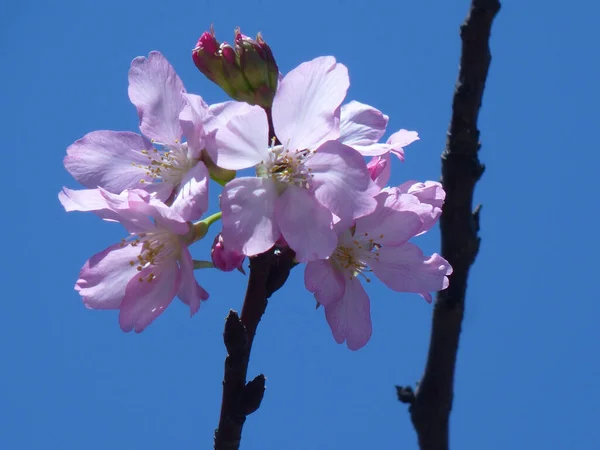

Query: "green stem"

xmin=191 ymin=212 xmax=223 ymax=243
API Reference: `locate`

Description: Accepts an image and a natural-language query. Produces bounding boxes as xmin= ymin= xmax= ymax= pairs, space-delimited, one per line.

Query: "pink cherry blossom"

xmin=215 ymin=56 xmax=378 ymax=261
xmin=58 ymin=187 xmax=209 ymax=332
xmin=63 ymin=51 xmax=215 ymax=220
xmin=304 ymin=188 xmax=452 ymax=350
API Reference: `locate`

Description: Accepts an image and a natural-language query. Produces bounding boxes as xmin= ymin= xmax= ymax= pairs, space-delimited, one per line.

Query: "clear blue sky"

xmin=2 ymin=1 xmax=599 ymax=449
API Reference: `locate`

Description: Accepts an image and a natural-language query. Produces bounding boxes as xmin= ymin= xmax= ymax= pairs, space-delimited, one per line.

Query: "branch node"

xmin=223 ymin=310 xmax=247 ymax=357
xmin=396 ymin=385 xmax=415 ymax=404
xmin=242 ymin=374 xmax=266 ymax=415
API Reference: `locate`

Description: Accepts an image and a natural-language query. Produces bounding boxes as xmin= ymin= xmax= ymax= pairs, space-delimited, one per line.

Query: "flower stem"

xmin=192 ymin=212 xmax=222 ymax=242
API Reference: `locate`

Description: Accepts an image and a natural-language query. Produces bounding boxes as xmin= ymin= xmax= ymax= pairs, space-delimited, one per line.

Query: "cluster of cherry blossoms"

xmin=59 ymin=29 xmax=452 ymax=350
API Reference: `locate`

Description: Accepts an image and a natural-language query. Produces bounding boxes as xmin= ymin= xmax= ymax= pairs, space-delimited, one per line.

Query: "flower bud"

xmin=192 ymin=27 xmax=279 ymax=108
xmin=211 ymin=233 xmax=246 ymax=273
xmin=192 ymin=30 xmax=236 ymax=98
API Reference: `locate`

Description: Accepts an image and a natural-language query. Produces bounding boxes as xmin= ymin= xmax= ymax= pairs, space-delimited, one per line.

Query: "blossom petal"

xmin=125 ymin=191 xmax=189 ymax=236
xmin=214 ymin=106 xmax=269 ymax=170
xmin=205 ymin=101 xmax=256 ymax=132
xmin=96 ymin=188 xmax=158 ymax=234
xmin=324 ymin=276 xmax=372 ymax=350
xmin=170 ymin=161 xmax=209 ymax=222
xmin=273 ymin=56 xmax=349 ymax=150
xmin=119 ymin=260 xmax=181 ymax=332
xmin=398 ymin=181 xmax=445 ymax=209
xmin=59 ymin=187 xmax=138 ymax=226
xmin=339 ymin=101 xmax=388 ymax=147
xmin=387 ymin=184 xmax=443 ymax=235
xmin=202 ymin=101 xmax=255 ymax=158
xmin=276 ymin=186 xmax=337 ymax=262
xmin=60 ymin=187 xmax=110 ymax=213
xmin=177 ymin=247 xmax=209 ymax=316
xmin=64 ymin=130 xmax=154 ymax=193
xmin=75 ymin=243 xmax=141 ymax=310
xmin=309 ymin=140 xmax=377 ymax=221
xmin=221 ymin=177 xmax=280 ymax=256
xmin=387 ymin=129 xmax=419 ymax=160
xmin=305 ymin=260 xmax=345 ymax=306
xmin=367 ymin=154 xmax=391 ymax=190
xmin=128 ymin=51 xmax=185 ymax=144
xmin=355 ymin=191 xmax=424 ymax=246
xmin=180 ymin=93 xmax=210 ymax=159
xmin=370 ymin=243 xmax=452 ymax=302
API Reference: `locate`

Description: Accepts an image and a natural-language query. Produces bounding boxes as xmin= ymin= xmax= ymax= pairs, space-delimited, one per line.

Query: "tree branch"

xmin=397 ymin=1 xmax=500 ymax=449
xmin=213 ymin=247 xmax=296 ymax=450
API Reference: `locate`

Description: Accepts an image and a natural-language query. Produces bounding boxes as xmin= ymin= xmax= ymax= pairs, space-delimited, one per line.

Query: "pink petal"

xmin=93 ymin=188 xmax=158 ymax=234
xmin=119 ymin=260 xmax=181 ymax=332
xmin=221 ymin=177 xmax=280 ymax=256
xmin=205 ymin=101 xmax=256 ymax=131
xmin=387 ymin=129 xmax=419 ymax=161
xmin=339 ymin=101 xmax=388 ymax=147
xmin=367 ymin=154 xmax=391 ymax=189
xmin=64 ymin=131 xmax=154 ymax=193
xmin=324 ymin=276 xmax=372 ymax=351
xmin=59 ymin=187 xmax=110 ymax=213
xmin=398 ymin=181 xmax=445 ymax=209
xmin=275 ymin=186 xmax=337 ymax=262
xmin=170 ymin=161 xmax=209 ymax=222
xmin=214 ymin=105 xmax=269 ymax=170
xmin=124 ymin=191 xmax=189 ymax=236
xmin=177 ymin=247 xmax=209 ymax=316
xmin=128 ymin=51 xmax=185 ymax=144
xmin=386 ymin=185 xmax=442 ymax=236
xmin=355 ymin=191 xmax=424 ymax=247
xmin=370 ymin=243 xmax=452 ymax=301
xmin=304 ymin=260 xmax=345 ymax=306
xmin=179 ymin=93 xmax=210 ymax=159
xmin=59 ymin=187 xmax=144 ymax=227
xmin=273 ymin=56 xmax=349 ymax=150
xmin=308 ymin=140 xmax=377 ymax=221
xmin=76 ymin=243 xmax=141 ymax=310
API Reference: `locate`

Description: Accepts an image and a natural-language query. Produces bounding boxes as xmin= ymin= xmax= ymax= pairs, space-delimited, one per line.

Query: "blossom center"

xmin=332 ymin=231 xmax=383 ymax=282
xmin=121 ymin=229 xmax=182 ymax=282
xmin=257 ymin=141 xmax=314 ymax=189
xmin=134 ymin=141 xmax=197 ymax=186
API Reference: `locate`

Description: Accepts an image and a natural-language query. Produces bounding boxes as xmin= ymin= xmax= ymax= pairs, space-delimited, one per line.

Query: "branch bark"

xmin=397 ymin=1 xmax=500 ymax=449
xmin=213 ymin=247 xmax=296 ymax=450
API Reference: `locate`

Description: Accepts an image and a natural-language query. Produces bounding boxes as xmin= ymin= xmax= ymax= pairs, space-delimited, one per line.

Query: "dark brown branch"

xmin=397 ymin=1 xmax=500 ymax=449
xmin=213 ymin=247 xmax=296 ymax=450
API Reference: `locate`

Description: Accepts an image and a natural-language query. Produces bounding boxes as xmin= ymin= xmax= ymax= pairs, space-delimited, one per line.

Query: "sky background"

xmin=2 ymin=0 xmax=599 ymax=449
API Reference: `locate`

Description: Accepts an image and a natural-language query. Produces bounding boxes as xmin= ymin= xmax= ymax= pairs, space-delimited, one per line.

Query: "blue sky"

xmin=2 ymin=0 xmax=599 ymax=449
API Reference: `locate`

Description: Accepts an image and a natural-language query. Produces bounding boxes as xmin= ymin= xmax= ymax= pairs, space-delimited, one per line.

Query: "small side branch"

xmin=397 ymin=1 xmax=500 ymax=449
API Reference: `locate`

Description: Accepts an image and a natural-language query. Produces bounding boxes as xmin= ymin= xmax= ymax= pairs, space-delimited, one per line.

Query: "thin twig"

xmin=213 ymin=248 xmax=296 ymax=450
xmin=397 ymin=1 xmax=500 ymax=449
